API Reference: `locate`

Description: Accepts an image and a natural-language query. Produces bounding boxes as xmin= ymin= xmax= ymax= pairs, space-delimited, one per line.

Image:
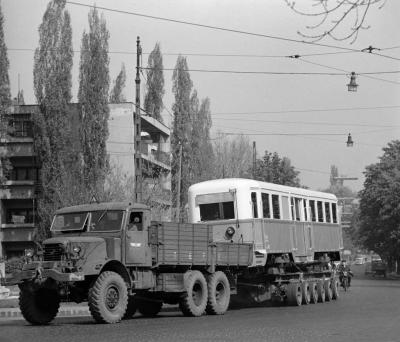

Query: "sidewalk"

xmin=0 ymin=296 xmax=91 ymax=319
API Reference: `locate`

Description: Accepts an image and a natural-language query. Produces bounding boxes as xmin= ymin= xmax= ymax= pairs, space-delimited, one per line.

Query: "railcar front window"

xmin=199 ymin=202 xmax=234 ymax=221
xmin=317 ymin=201 xmax=324 ymax=222
xmin=262 ymin=193 xmax=271 ymax=218
xmin=309 ymin=200 xmax=317 ymax=222
xmin=272 ymin=195 xmax=281 ymax=219
xmin=51 ymin=212 xmax=89 ymax=232
xmin=324 ymin=202 xmax=331 ymax=223
xmin=332 ymin=203 xmax=338 ymax=223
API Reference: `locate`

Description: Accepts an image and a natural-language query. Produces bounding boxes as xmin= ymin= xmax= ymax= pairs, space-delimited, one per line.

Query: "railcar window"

xmin=332 ymin=203 xmax=338 ymax=223
xmin=309 ymin=200 xmax=317 ymax=222
xmin=261 ymin=193 xmax=271 ymax=218
xmin=251 ymin=192 xmax=258 ymax=218
xmin=199 ymin=202 xmax=235 ymax=221
xmin=303 ymin=200 xmax=308 ymax=221
xmin=324 ymin=202 xmax=331 ymax=223
xmin=317 ymin=201 xmax=324 ymax=222
xmin=294 ymin=197 xmax=302 ymax=221
xmin=272 ymin=194 xmax=281 ymax=219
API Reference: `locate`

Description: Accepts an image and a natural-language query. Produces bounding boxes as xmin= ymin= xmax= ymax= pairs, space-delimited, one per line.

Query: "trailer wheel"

xmin=19 ymin=283 xmax=60 ymax=325
xmin=301 ymin=281 xmax=311 ymax=305
xmin=206 ymin=271 xmax=231 ymax=315
xmin=324 ymin=279 xmax=333 ymax=301
xmin=317 ymin=280 xmax=326 ymax=303
xmin=137 ymin=299 xmax=163 ymax=317
xmin=179 ymin=270 xmax=208 ymax=317
xmin=286 ymin=283 xmax=302 ymax=306
xmin=123 ymin=295 xmax=138 ymax=319
xmin=310 ymin=282 xmax=318 ymax=304
xmin=331 ymin=278 xmax=340 ymax=300
xmin=88 ymin=271 xmax=128 ymax=324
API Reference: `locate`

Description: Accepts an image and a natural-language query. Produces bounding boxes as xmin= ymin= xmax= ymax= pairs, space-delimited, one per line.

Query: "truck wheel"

xmin=301 ymin=281 xmax=311 ymax=305
xmin=137 ymin=299 xmax=163 ymax=317
xmin=324 ymin=279 xmax=332 ymax=301
xmin=317 ymin=280 xmax=325 ymax=303
xmin=332 ymin=278 xmax=340 ymax=300
xmin=19 ymin=284 xmax=60 ymax=325
xmin=88 ymin=271 xmax=128 ymax=324
xmin=123 ymin=295 xmax=138 ymax=319
xmin=206 ymin=271 xmax=231 ymax=315
xmin=310 ymin=282 xmax=318 ymax=304
xmin=179 ymin=270 xmax=208 ymax=317
xmin=286 ymin=283 xmax=302 ymax=306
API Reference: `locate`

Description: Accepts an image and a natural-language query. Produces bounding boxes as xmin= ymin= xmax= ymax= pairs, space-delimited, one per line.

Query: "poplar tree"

xmin=0 ymin=1 xmax=11 ymax=113
xmin=109 ymin=63 xmax=126 ymax=103
xmin=144 ymin=43 xmax=164 ymax=122
xmin=0 ymin=1 xmax=11 ymax=182
xmin=78 ymin=7 xmax=110 ymax=195
xmin=33 ymin=0 xmax=73 ymax=238
xmin=171 ymin=56 xmax=192 ymax=219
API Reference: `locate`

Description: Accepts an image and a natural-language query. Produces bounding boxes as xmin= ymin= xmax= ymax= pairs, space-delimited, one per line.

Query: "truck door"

xmin=125 ymin=211 xmax=147 ymax=264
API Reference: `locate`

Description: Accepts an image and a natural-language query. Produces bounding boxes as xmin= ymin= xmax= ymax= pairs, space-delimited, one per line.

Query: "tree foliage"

xmin=0 ymin=1 xmax=11 ymax=183
xmin=109 ymin=63 xmax=126 ymax=103
xmin=285 ymin=0 xmax=386 ymax=43
xmin=33 ymin=0 xmax=74 ymax=239
xmin=358 ymin=140 xmax=400 ymax=270
xmin=253 ymin=150 xmax=300 ymax=186
xmin=144 ymin=43 xmax=164 ymax=122
xmin=171 ymin=56 xmax=193 ymax=218
xmin=78 ymin=6 xmax=110 ymax=195
xmin=0 ymin=2 xmax=10 ymax=112
xmin=212 ymin=133 xmax=252 ymax=178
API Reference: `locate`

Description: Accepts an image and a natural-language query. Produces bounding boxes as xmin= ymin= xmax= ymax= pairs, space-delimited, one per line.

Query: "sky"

xmin=2 ymin=0 xmax=400 ymax=192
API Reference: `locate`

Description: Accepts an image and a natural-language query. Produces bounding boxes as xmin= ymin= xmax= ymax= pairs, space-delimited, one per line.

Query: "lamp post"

xmin=346 ymin=133 xmax=354 ymax=147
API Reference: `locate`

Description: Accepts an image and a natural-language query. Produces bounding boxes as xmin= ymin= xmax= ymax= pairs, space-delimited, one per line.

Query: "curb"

xmin=0 ymin=306 xmax=91 ymax=319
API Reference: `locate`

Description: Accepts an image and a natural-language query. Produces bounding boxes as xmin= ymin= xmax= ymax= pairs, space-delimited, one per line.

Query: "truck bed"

xmin=149 ymin=222 xmax=252 ymax=268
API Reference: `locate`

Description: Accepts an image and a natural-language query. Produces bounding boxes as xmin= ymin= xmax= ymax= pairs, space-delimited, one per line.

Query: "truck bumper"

xmin=7 ymin=263 xmax=85 ymax=285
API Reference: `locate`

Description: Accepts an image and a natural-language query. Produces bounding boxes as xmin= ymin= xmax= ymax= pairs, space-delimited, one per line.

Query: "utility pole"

xmin=252 ymin=141 xmax=256 ymax=178
xmin=176 ymin=143 xmax=182 ymax=222
xmin=134 ymin=36 xmax=142 ymax=203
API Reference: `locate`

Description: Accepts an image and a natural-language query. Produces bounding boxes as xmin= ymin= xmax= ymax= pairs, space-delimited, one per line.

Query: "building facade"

xmin=0 ymin=103 xmax=171 ymax=259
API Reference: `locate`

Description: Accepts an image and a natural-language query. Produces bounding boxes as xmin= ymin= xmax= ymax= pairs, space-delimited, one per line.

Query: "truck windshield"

xmin=51 ymin=212 xmax=89 ymax=232
xmin=90 ymin=210 xmax=123 ymax=232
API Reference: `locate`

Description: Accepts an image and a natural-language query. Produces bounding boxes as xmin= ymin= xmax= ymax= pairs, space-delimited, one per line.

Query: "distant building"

xmin=0 ymin=103 xmax=171 ymax=259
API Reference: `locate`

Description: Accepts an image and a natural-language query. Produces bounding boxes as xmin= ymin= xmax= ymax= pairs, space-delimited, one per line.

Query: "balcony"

xmin=140 ymin=142 xmax=171 ymax=170
xmin=1 ymin=226 xmax=36 ymax=242
xmin=0 ymin=139 xmax=34 ymax=157
xmin=0 ymin=185 xmax=34 ymax=199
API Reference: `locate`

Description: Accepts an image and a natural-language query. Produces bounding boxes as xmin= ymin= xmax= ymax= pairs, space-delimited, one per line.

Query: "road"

xmin=1 ymin=266 xmax=399 ymax=342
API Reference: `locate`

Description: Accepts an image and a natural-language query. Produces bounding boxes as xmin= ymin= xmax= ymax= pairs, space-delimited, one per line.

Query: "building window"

xmin=6 ymin=208 xmax=34 ymax=224
xmin=11 ymin=167 xmax=38 ymax=181
xmin=10 ymin=120 xmax=33 ymax=137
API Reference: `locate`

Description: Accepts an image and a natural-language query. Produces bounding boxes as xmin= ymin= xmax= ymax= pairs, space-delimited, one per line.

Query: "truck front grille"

xmin=43 ymin=244 xmax=64 ymax=261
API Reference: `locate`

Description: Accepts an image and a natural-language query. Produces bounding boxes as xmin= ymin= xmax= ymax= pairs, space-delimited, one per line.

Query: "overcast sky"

xmin=3 ymin=0 xmax=400 ymax=191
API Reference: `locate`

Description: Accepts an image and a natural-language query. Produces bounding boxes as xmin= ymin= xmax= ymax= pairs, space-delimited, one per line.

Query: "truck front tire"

xmin=179 ymin=270 xmax=208 ymax=317
xmin=19 ymin=282 xmax=60 ymax=325
xmin=88 ymin=271 xmax=128 ymax=324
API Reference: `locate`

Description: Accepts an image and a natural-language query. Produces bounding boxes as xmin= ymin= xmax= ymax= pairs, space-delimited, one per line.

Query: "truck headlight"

xmin=72 ymin=246 xmax=81 ymax=254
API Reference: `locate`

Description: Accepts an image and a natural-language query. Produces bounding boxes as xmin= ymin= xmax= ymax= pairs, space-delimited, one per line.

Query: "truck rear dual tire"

xmin=88 ymin=271 xmax=128 ymax=324
xmin=19 ymin=283 xmax=60 ymax=325
xmin=179 ymin=270 xmax=208 ymax=317
xmin=206 ymin=271 xmax=230 ymax=315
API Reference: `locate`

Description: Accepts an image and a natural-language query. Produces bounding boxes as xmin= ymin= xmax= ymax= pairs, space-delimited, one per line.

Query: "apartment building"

xmin=0 ymin=103 xmax=171 ymax=259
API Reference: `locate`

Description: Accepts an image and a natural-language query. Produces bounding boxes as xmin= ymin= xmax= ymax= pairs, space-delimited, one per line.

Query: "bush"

xmin=5 ymin=257 xmax=26 ymax=275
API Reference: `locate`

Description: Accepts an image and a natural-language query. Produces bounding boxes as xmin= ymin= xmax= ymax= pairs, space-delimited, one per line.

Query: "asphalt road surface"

xmin=1 ymin=266 xmax=399 ymax=342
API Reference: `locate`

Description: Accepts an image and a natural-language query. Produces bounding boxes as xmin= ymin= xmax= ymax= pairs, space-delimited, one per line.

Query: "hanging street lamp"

xmin=346 ymin=133 xmax=354 ymax=147
xmin=347 ymin=72 xmax=358 ymax=92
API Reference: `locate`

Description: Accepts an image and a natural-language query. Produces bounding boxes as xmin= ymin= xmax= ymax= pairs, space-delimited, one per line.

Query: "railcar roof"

xmin=55 ymin=202 xmax=149 ymax=214
xmin=189 ymin=178 xmax=337 ymax=200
